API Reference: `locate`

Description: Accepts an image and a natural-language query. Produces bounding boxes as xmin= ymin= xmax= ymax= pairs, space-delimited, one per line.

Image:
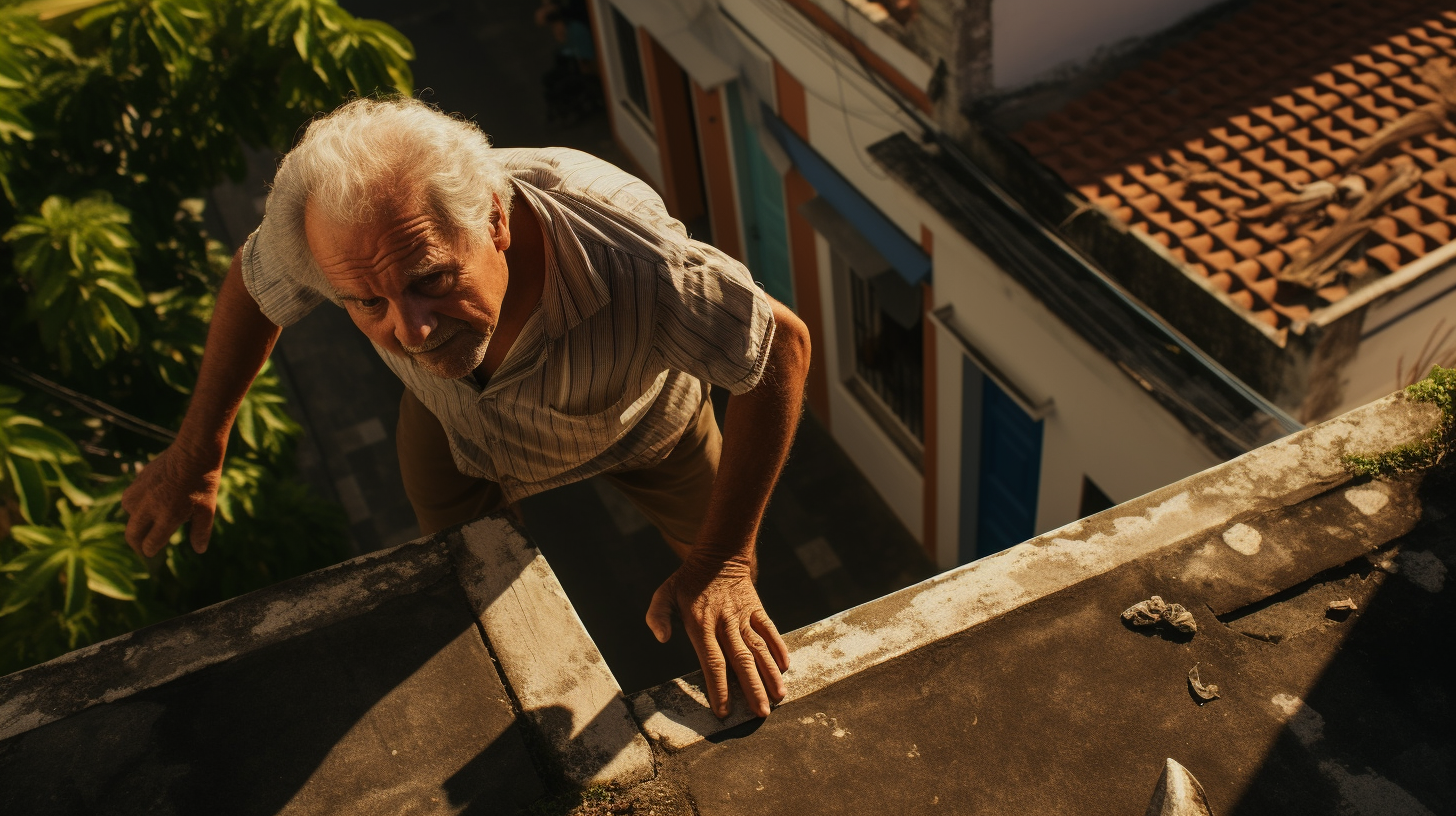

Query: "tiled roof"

xmin=1014 ymin=0 xmax=1456 ymax=330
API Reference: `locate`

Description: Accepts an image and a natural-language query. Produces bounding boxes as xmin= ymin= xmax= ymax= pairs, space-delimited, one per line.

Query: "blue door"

xmin=958 ymin=356 xmax=1043 ymax=562
xmin=724 ymin=83 xmax=793 ymax=307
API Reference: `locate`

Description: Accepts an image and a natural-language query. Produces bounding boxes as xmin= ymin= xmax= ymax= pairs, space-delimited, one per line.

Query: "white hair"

xmin=261 ymin=97 xmax=514 ymax=300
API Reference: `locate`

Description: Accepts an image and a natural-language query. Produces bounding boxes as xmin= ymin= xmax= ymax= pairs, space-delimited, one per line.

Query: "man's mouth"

xmin=402 ymin=322 xmax=461 ymax=356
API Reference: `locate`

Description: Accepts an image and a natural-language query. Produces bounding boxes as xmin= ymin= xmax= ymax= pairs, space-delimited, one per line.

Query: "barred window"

xmin=850 ymin=271 xmax=923 ymax=441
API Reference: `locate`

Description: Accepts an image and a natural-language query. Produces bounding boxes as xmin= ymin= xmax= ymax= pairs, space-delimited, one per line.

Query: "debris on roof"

xmin=1122 ymin=594 xmax=1199 ymax=634
xmin=1015 ymin=0 xmax=1456 ymax=330
xmin=1188 ymin=663 xmax=1220 ymax=703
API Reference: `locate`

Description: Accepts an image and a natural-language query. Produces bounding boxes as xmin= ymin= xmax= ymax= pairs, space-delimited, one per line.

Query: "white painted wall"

xmin=928 ymin=228 xmax=1222 ymax=548
xmin=828 ymin=382 xmax=926 ymax=540
xmin=1336 ymin=264 xmax=1456 ymax=417
xmin=992 ymin=0 xmax=1220 ymax=91
xmin=594 ymin=0 xmax=665 ymax=188
xmin=675 ymin=0 xmax=1222 ymax=560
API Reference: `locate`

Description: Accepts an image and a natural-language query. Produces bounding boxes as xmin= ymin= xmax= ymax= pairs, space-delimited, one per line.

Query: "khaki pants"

xmin=397 ymin=389 xmax=721 ymax=545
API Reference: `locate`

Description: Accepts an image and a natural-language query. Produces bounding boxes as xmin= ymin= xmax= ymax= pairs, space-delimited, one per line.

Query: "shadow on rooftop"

xmin=0 ymin=525 xmax=632 ymax=814
xmin=1225 ymin=469 xmax=1456 ymax=816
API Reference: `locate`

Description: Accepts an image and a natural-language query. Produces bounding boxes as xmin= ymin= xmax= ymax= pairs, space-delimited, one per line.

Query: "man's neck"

xmin=476 ymin=198 xmax=546 ymax=382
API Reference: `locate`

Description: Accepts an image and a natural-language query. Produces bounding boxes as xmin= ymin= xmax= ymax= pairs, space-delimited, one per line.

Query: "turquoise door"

xmin=724 ymin=83 xmax=793 ymax=307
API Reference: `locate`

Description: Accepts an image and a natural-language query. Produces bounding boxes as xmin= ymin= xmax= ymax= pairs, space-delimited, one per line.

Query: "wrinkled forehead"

xmin=302 ymin=196 xmax=449 ymax=285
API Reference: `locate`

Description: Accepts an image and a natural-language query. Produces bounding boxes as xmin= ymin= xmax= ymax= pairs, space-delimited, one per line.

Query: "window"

xmin=850 ymin=270 xmax=923 ymax=443
xmin=610 ymin=6 xmax=651 ymax=123
xmin=1079 ymin=477 xmax=1115 ymax=518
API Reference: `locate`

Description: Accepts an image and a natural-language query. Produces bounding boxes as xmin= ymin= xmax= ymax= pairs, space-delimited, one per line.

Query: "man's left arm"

xmin=645 ymin=297 xmax=811 ymax=719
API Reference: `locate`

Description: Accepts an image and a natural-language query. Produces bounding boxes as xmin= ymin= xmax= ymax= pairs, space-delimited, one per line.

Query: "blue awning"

xmin=760 ymin=106 xmax=931 ymax=285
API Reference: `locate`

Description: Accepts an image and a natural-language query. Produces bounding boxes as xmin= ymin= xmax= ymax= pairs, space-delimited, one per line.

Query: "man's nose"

xmin=394 ymin=296 xmax=438 ymax=349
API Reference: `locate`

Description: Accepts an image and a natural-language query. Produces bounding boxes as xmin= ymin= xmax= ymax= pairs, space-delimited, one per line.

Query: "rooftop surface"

xmin=1013 ymin=0 xmax=1456 ymax=331
xmin=661 ymin=474 xmax=1454 ymax=815
xmin=1 ymin=388 xmax=1450 ymax=814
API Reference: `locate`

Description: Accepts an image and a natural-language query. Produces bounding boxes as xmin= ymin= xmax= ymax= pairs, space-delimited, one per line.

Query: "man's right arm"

xmin=121 ymin=246 xmax=281 ymax=557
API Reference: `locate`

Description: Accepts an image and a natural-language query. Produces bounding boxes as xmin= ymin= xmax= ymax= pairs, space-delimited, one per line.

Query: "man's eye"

xmin=417 ymin=271 xmax=454 ymax=294
xmin=356 ymin=297 xmax=384 ymax=310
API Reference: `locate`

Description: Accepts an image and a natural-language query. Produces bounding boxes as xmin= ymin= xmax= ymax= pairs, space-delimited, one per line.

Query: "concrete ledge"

xmin=631 ymin=391 xmax=1442 ymax=750
xmin=453 ymin=517 xmax=655 ymax=786
xmin=0 ymin=516 xmax=658 ymax=792
xmin=0 ymin=536 xmax=452 ymax=741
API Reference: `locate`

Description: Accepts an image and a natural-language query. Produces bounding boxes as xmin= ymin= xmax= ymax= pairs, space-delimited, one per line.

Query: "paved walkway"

xmin=212 ymin=0 xmax=934 ymax=693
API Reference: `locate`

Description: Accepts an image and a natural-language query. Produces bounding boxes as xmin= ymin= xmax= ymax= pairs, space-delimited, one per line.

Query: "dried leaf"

xmin=1122 ymin=595 xmax=1170 ymax=626
xmin=1188 ymin=664 xmax=1219 ymax=702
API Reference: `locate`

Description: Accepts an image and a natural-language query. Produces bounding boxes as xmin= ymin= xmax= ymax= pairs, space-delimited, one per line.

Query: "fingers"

xmin=692 ymin=623 xmax=732 ymax=718
xmin=724 ymin=623 xmax=773 ymax=717
xmin=125 ymin=513 xmax=154 ymax=558
xmin=751 ymin=608 xmax=790 ymax=673
xmin=744 ymin=621 xmax=786 ymax=703
xmin=141 ymin=517 xmax=174 ymax=558
xmin=645 ymin=581 xmax=674 ymax=643
xmin=190 ymin=503 xmax=215 ymax=554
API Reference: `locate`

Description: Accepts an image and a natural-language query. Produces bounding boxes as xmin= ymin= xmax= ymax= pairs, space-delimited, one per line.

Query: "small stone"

xmin=1327 ymin=598 xmax=1357 ymax=611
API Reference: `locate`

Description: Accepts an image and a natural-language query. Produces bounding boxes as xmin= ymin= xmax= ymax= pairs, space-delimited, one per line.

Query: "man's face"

xmin=304 ymin=193 xmax=511 ymax=379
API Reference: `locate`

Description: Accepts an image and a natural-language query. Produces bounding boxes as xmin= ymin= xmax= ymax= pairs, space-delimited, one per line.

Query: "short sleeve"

xmin=238 ymin=221 xmax=328 ymax=328
xmin=654 ymin=240 xmax=776 ymax=395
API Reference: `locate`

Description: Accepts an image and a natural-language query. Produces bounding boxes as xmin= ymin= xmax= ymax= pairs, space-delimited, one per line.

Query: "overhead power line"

xmin=0 ymin=358 xmax=179 ymax=444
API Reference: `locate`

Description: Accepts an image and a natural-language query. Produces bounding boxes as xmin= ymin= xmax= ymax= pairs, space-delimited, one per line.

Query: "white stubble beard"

xmin=403 ymin=316 xmax=492 ymax=379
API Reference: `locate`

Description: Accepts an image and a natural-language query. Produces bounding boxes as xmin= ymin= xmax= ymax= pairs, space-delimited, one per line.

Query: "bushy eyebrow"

xmin=333 ymin=253 xmax=456 ymax=303
xmin=404 ymin=258 xmax=456 ymax=278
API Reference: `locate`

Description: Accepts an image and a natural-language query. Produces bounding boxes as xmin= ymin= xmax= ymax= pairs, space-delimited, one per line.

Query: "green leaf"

xmin=61 ymin=551 xmax=85 ymax=616
xmin=45 ymin=463 xmax=94 ymax=507
xmin=83 ymin=557 xmax=140 ymax=601
xmin=5 ymin=456 xmax=48 ymax=523
xmin=0 ymin=548 xmax=67 ymax=616
xmin=94 ymin=273 xmax=145 ymax=307
xmin=12 ymin=0 xmax=114 ymax=21
xmin=93 ymin=288 xmax=141 ymax=348
xmin=6 ymin=523 xmax=67 ymax=550
xmin=5 ymin=422 xmax=82 ymax=464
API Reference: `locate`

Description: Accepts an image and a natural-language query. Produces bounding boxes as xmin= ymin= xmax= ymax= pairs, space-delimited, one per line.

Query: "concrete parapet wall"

xmin=632 ymin=389 xmax=1442 ymax=749
xmin=0 ymin=517 xmax=654 ymax=813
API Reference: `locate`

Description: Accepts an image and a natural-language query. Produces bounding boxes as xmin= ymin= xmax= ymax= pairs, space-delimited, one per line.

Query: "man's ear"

xmin=490 ymin=192 xmax=511 ymax=252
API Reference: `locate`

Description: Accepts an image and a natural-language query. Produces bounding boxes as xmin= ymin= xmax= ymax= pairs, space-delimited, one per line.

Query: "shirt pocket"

xmin=510 ymin=369 xmax=670 ymax=480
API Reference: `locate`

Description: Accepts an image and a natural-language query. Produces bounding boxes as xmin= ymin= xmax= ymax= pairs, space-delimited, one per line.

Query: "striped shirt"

xmin=240 ymin=148 xmax=776 ymax=502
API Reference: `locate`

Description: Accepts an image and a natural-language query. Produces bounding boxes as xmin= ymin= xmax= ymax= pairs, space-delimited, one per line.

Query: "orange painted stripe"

xmin=920 ymin=225 xmax=936 ymax=560
xmin=774 ymin=63 xmax=830 ymax=422
xmin=692 ymin=82 xmax=744 ymax=262
xmin=774 ymin=62 xmax=809 ymax=141
xmin=779 ymin=0 xmax=933 ymax=115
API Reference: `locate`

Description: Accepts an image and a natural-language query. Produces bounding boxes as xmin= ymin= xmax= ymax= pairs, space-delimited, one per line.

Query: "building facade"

xmin=586 ymin=0 xmax=1456 ymax=569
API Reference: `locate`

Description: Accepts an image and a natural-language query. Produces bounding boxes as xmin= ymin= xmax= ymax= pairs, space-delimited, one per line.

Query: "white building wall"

xmin=657 ymin=0 xmax=1223 ymax=560
xmin=926 ymin=230 xmax=1222 ymax=564
xmin=591 ymin=0 xmax=665 ymax=188
xmin=1336 ymin=262 xmax=1456 ymax=417
xmin=991 ymin=0 xmax=1220 ymax=91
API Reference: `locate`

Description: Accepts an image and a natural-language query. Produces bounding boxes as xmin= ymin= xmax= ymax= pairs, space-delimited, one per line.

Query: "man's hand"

xmin=646 ymin=555 xmax=790 ymax=718
xmin=119 ymin=246 xmax=281 ymax=559
xmin=121 ymin=443 xmax=224 ymax=558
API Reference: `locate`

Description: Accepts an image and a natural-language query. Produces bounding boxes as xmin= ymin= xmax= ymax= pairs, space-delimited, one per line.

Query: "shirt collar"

xmin=511 ymin=178 xmax=610 ymax=340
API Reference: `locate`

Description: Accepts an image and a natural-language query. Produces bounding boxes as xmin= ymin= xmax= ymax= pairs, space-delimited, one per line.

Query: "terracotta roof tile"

xmin=1015 ymin=0 xmax=1456 ymax=329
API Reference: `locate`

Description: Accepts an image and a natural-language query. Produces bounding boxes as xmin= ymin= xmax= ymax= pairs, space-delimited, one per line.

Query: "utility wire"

xmin=0 ymin=358 xmax=179 ymax=444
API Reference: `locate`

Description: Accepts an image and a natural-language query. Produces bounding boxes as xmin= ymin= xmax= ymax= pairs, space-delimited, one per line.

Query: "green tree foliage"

xmin=0 ymin=0 xmax=414 ymax=673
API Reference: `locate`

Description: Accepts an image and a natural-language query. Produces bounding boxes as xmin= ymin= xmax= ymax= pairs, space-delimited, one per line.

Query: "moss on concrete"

xmin=1344 ymin=366 xmax=1455 ymax=477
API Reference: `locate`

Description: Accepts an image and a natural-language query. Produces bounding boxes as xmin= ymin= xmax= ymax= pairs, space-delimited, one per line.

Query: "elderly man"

xmin=121 ymin=98 xmax=810 ymax=720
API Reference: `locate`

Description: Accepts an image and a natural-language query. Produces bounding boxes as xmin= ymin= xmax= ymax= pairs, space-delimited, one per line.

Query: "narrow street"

xmin=212 ymin=0 xmax=934 ymax=693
